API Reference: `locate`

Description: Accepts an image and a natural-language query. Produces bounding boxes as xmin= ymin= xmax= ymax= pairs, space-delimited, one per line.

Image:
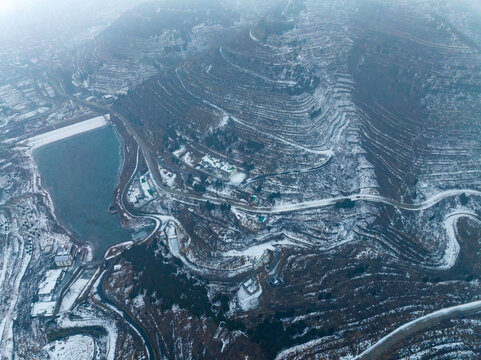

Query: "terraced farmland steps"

xmin=174 ymin=66 xmax=334 ymax=157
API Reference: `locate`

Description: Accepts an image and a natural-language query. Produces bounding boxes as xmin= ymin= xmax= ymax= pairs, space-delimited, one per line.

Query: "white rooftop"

xmin=243 ymin=278 xmax=259 ymax=294
xmin=32 ymin=301 xmax=56 ymax=317
xmin=38 ymin=269 xmax=63 ymax=295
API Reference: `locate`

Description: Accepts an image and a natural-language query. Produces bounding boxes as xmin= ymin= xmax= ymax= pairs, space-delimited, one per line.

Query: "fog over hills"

xmin=0 ymin=1 xmax=480 ymax=359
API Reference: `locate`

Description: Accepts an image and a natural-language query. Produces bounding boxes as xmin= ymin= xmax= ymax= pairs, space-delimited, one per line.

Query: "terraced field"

xmin=350 ymin=2 xmax=481 ymax=203
xmin=102 ymin=0 xmax=481 ymax=358
xmin=3 ymin=0 xmax=479 ymax=358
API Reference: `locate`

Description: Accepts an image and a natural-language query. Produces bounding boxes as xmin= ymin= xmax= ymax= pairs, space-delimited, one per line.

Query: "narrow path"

xmin=96 ymin=270 xmax=156 ymax=360
xmin=282 ymin=0 xmax=292 ymax=16
xmin=219 ymin=46 xmax=296 ymax=86
xmin=240 ymin=156 xmax=332 ymax=187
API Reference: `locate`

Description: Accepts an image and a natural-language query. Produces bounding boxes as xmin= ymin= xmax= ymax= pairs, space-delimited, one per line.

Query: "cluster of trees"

xmin=220 ymin=203 xmax=232 ymax=212
xmin=193 ymin=183 xmax=207 ymax=193
xmin=124 ymin=245 xmax=212 ymax=316
xmin=249 ymin=316 xmax=335 ymax=359
xmin=245 ymin=140 xmax=265 ymax=151
xmin=239 ymin=140 xmax=265 ymax=154
xmin=187 ymin=174 xmax=208 ymax=194
xmin=204 ymin=201 xmax=231 ymax=212
xmin=243 ymin=162 xmax=255 ymax=171
xmin=123 ymin=244 xmax=245 ymax=332
xmin=205 ymin=129 xmax=238 ymax=151
xmin=162 ymin=127 xmax=180 ymax=153
xmin=205 ymin=129 xmax=266 ymax=155
xmin=335 ymin=198 xmax=355 ymax=209
xmin=286 ymin=74 xmax=321 ymax=95
xmin=347 ymin=264 xmax=368 ymax=278
xmin=205 ymin=201 xmax=216 ymax=211
xmin=269 ymin=191 xmax=281 ymax=202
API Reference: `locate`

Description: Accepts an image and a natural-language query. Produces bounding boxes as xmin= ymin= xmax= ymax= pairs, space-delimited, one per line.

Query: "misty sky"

xmin=0 ymin=0 xmax=145 ymax=44
xmin=0 ymin=0 xmax=19 ymax=15
xmin=1 ymin=0 xmax=480 ymax=45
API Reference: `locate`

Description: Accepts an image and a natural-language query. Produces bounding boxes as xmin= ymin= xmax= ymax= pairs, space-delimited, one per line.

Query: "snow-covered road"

xmin=257 ymin=189 xmax=481 ymax=214
xmin=355 ymin=299 xmax=481 ymax=360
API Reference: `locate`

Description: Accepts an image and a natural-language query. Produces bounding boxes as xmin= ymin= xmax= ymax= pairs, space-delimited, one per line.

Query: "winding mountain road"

xmin=355 ymin=299 xmax=481 ymax=360
xmin=260 ymin=189 xmax=481 ymax=214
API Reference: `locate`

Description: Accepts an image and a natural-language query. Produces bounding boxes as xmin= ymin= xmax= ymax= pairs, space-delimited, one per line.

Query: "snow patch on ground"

xmin=42 ymin=335 xmax=94 ymax=360
xmin=229 ymin=172 xmax=246 ymax=185
xmin=235 ymin=284 xmax=262 ymax=312
xmin=218 ymin=113 xmax=229 ymax=128
xmin=182 ymin=152 xmax=195 ymax=167
xmin=58 ymin=310 xmax=118 ymax=360
xmin=355 ymin=248 xmax=379 ymax=260
xmin=159 ymin=168 xmax=177 ymax=188
xmin=172 ymin=146 xmax=185 ymax=158
xmin=133 ymin=294 xmax=145 ymax=308
xmin=442 ymin=215 xmax=462 ymax=269
xmin=59 ymin=278 xmax=89 ymax=313
xmin=224 ymin=239 xmax=295 ymax=263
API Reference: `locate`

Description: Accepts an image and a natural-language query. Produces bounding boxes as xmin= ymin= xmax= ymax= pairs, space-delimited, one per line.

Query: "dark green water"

xmin=35 ymin=126 xmax=131 ymax=259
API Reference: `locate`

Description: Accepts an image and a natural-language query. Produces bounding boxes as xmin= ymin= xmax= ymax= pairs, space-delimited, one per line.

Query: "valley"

xmin=0 ymin=0 xmax=480 ymax=359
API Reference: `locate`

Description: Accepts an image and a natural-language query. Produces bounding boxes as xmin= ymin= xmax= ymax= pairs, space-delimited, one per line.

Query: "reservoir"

xmin=35 ymin=126 xmax=132 ymax=259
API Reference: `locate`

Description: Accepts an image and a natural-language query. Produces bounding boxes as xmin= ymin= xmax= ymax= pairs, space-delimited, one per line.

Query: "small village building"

xmin=31 ymin=301 xmax=56 ymax=317
xmin=127 ymin=186 xmax=143 ymax=204
xmin=198 ymin=155 xmax=238 ymax=180
xmin=242 ymin=278 xmax=259 ymax=295
xmin=268 ymin=275 xmax=282 ymax=288
xmin=37 ymin=269 xmax=64 ymax=301
xmin=54 ymin=253 xmax=73 ymax=268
